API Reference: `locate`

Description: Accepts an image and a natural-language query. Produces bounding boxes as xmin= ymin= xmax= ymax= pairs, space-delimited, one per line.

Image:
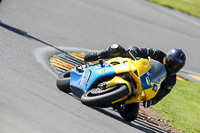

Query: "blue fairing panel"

xmin=70 ymin=69 xmax=83 ymax=89
xmin=140 ymin=69 xmax=153 ymax=90
xmin=70 ymin=63 xmax=116 ymax=92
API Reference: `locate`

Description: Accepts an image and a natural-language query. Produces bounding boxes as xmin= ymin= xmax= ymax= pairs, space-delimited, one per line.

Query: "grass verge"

xmin=146 ymin=0 xmax=200 ymax=18
xmin=153 ymin=80 xmax=200 ymax=133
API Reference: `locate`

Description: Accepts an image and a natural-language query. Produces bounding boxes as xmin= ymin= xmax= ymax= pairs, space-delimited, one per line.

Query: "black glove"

xmin=83 ymin=52 xmax=98 ymax=62
xmin=143 ymin=100 xmax=152 ymax=108
xmin=127 ymin=46 xmax=140 ymax=57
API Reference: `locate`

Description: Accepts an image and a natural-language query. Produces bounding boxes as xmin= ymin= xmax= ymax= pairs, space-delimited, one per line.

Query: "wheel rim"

xmin=87 ymin=85 xmax=117 ymax=96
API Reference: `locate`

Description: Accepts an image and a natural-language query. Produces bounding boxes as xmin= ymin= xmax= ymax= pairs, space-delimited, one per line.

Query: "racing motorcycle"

xmin=57 ymin=52 xmax=166 ymax=112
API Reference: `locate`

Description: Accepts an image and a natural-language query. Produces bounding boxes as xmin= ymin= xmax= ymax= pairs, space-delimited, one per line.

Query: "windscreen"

xmin=150 ymin=59 xmax=167 ymax=85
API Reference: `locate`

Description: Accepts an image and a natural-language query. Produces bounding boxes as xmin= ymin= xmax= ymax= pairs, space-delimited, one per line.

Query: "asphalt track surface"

xmin=0 ymin=0 xmax=200 ymax=133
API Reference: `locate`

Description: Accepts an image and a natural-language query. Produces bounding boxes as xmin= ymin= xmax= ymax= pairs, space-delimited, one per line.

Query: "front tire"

xmin=81 ymin=85 xmax=129 ymax=106
xmin=56 ymin=77 xmax=71 ymax=93
xmin=56 ymin=71 xmax=71 ymax=93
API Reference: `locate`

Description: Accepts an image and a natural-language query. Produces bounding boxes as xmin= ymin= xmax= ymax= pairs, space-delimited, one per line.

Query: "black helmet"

xmin=165 ymin=48 xmax=186 ymax=75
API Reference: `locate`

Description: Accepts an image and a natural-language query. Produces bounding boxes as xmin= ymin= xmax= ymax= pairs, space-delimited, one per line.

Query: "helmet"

xmin=109 ymin=44 xmax=123 ymax=52
xmin=165 ymin=48 xmax=186 ymax=75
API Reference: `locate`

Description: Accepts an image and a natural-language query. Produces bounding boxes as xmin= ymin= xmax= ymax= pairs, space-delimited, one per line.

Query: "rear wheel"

xmin=116 ymin=103 xmax=139 ymax=122
xmin=81 ymin=85 xmax=129 ymax=106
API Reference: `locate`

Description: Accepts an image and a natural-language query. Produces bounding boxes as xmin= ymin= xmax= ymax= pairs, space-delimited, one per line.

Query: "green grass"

xmin=146 ymin=0 xmax=200 ymax=18
xmin=153 ymin=81 xmax=200 ymax=133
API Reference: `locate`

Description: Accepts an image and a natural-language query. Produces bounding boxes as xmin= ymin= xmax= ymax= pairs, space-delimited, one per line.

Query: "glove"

xmin=127 ymin=46 xmax=139 ymax=57
xmin=83 ymin=52 xmax=98 ymax=62
xmin=143 ymin=100 xmax=152 ymax=108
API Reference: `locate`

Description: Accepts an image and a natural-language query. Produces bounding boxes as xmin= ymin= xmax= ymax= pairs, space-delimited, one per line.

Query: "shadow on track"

xmin=92 ymin=107 xmax=165 ymax=133
xmin=67 ymin=93 xmax=155 ymax=132
xmin=0 ymin=21 xmax=66 ymax=53
xmin=92 ymin=107 xmax=151 ymax=132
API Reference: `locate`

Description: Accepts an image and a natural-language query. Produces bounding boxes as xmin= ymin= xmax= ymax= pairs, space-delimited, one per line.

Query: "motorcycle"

xmin=57 ymin=52 xmax=166 ymax=114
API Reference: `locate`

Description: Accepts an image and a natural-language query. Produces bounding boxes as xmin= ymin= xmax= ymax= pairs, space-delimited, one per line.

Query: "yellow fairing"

xmin=106 ymin=76 xmax=132 ymax=93
xmin=136 ymin=57 xmax=151 ymax=77
xmin=143 ymin=85 xmax=159 ymax=100
xmin=106 ymin=57 xmax=135 ymax=74
xmin=105 ymin=76 xmax=132 ymax=104
xmin=105 ymin=57 xmax=160 ymax=104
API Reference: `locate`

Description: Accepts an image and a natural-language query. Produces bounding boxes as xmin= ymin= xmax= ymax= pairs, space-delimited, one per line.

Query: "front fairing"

xmin=70 ymin=63 xmax=116 ymax=92
xmin=70 ymin=57 xmax=134 ymax=93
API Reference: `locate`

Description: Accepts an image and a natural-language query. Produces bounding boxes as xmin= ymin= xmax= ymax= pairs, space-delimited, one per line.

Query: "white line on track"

xmin=149 ymin=2 xmax=200 ymax=27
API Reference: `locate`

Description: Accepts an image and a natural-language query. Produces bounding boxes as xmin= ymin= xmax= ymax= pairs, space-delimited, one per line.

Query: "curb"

xmin=177 ymin=70 xmax=200 ymax=82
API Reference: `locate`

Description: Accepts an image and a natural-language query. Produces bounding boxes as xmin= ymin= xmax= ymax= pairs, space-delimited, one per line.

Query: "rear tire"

xmin=116 ymin=103 xmax=139 ymax=122
xmin=81 ymin=85 xmax=129 ymax=106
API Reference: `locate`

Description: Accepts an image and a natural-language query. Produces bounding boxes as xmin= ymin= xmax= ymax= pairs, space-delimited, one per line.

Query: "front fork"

xmin=103 ymin=76 xmax=136 ymax=105
xmin=106 ymin=76 xmax=132 ymax=94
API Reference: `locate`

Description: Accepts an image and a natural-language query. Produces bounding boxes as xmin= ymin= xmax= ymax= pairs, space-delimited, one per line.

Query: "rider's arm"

xmin=128 ymin=46 xmax=166 ymax=63
xmin=99 ymin=44 xmax=129 ymax=59
xmin=84 ymin=45 xmax=166 ymax=62
xmin=84 ymin=44 xmax=130 ymax=62
xmin=151 ymin=74 xmax=176 ymax=105
xmin=99 ymin=45 xmax=166 ymax=60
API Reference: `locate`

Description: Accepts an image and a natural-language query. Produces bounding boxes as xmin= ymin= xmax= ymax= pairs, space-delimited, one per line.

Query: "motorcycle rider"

xmin=83 ymin=44 xmax=186 ymax=122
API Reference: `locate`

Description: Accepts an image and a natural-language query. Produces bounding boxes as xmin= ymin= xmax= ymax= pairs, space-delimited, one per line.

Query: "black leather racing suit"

xmin=84 ymin=44 xmax=176 ymax=121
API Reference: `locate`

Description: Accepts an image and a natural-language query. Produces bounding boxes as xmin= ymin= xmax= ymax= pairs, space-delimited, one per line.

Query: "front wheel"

xmin=56 ymin=71 xmax=71 ymax=93
xmin=56 ymin=77 xmax=71 ymax=93
xmin=81 ymin=85 xmax=129 ymax=106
